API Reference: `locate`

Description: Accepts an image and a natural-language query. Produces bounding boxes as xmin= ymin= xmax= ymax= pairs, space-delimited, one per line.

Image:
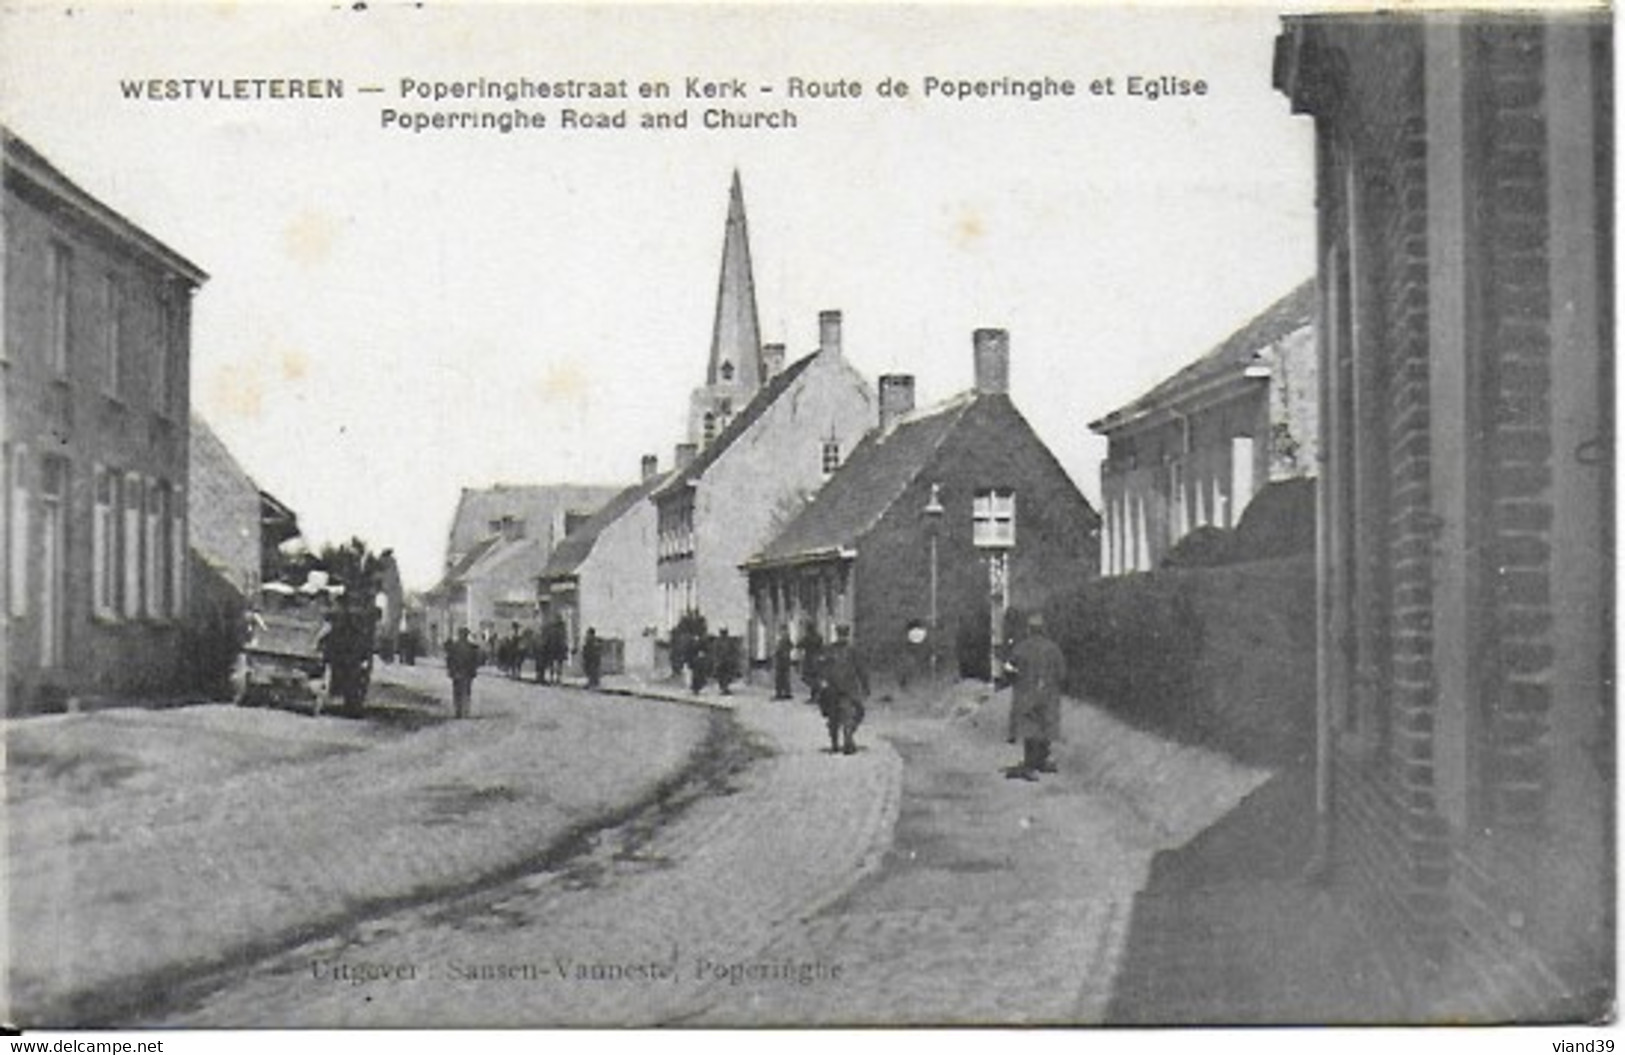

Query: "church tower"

xmin=689 ymin=170 xmax=766 ymax=447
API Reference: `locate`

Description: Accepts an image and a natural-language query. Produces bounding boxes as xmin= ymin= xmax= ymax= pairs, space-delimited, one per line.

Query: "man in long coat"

xmin=818 ymin=626 xmax=870 ymax=755
xmin=1005 ymin=612 xmax=1066 ymax=780
xmin=581 ymin=627 xmax=604 ymax=690
xmin=772 ymin=629 xmax=795 ymax=700
xmin=445 ymin=627 xmax=483 ymax=719
xmin=714 ymin=628 xmax=740 ymax=695
xmin=688 ymin=634 xmax=713 ymax=695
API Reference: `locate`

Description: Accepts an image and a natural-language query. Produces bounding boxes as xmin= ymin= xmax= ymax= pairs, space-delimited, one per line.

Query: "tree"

xmin=317 ymin=536 xmax=388 ymax=599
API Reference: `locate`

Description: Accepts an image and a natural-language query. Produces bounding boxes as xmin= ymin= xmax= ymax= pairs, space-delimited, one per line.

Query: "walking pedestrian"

xmin=581 ymin=627 xmax=604 ymax=690
xmin=799 ymin=623 xmax=825 ymax=703
xmin=773 ymin=628 xmax=795 ymax=700
xmin=445 ymin=627 xmax=482 ymax=719
xmin=689 ymin=634 xmax=713 ymax=695
xmin=1004 ymin=612 xmax=1066 ymax=780
xmin=818 ymin=625 xmax=869 ymax=755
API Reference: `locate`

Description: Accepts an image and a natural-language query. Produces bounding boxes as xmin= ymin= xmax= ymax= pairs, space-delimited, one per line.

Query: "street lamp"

xmin=923 ymin=482 xmax=944 ymax=682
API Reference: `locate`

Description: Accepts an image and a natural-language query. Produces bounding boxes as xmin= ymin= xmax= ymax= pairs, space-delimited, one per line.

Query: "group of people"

xmin=681 ymin=627 xmax=743 ymax=695
xmin=443 ymin=608 xmax=1068 ymax=783
xmin=761 ymin=624 xmax=868 ymax=756
xmin=480 ymin=619 xmax=575 ymax=684
xmin=444 ymin=621 xmax=610 ymax=718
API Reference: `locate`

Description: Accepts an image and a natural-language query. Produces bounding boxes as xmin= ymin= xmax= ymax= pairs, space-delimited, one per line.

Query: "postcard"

xmin=0 ymin=0 xmax=1612 ymax=1042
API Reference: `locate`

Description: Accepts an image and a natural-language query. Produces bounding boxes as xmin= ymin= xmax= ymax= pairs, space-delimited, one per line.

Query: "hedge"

xmin=1044 ymin=554 xmax=1316 ymax=767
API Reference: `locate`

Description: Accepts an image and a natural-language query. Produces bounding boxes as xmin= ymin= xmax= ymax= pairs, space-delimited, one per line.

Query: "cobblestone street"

xmin=4 ymin=666 xmax=711 ymax=1026
xmin=133 ymin=674 xmax=1266 ymax=1028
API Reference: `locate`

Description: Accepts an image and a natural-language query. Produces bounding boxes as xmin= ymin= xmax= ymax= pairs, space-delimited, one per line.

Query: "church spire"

xmin=706 ymin=169 xmax=763 ymax=388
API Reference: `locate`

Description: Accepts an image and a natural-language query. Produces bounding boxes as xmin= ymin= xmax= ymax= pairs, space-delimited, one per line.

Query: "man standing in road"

xmin=1005 ymin=612 xmax=1065 ymax=780
xmin=714 ymin=627 xmax=740 ymax=695
xmin=581 ymin=627 xmax=604 ymax=690
xmin=773 ymin=628 xmax=795 ymax=700
xmin=818 ymin=625 xmax=869 ymax=755
xmin=445 ymin=627 xmax=482 ymax=719
xmin=688 ymin=633 xmax=713 ymax=695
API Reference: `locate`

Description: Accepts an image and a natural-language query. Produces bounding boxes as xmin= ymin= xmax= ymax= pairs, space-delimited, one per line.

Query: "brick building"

xmin=1275 ymin=12 xmax=1612 ymax=1018
xmin=537 ymin=456 xmax=668 ymax=674
xmin=1090 ymin=281 xmax=1317 ymax=575
xmin=744 ymin=329 xmax=1098 ymax=680
xmin=2 ymin=130 xmax=206 ymax=711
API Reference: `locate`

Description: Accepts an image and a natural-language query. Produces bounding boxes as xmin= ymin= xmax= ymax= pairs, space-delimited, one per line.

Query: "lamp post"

xmin=923 ymin=482 xmax=944 ymax=683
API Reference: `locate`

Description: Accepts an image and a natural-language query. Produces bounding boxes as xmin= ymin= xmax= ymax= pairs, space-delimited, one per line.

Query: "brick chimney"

xmin=641 ymin=454 xmax=659 ymax=481
xmin=819 ymin=310 xmax=842 ymax=358
xmin=973 ymin=328 xmax=1010 ymax=395
xmin=675 ymin=442 xmax=697 ymax=470
xmin=762 ymin=342 xmax=786 ymax=378
xmin=879 ymin=374 xmax=916 ymax=430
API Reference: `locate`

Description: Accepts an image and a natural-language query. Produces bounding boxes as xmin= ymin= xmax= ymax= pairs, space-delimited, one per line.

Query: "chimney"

xmin=878 ymin=374 xmax=916 ymax=430
xmin=818 ymin=310 xmax=842 ymax=358
xmin=675 ymin=442 xmax=698 ymax=470
xmin=641 ymin=454 xmax=659 ymax=481
xmin=762 ymin=342 xmax=786 ymax=378
xmin=973 ymin=328 xmax=1010 ymax=395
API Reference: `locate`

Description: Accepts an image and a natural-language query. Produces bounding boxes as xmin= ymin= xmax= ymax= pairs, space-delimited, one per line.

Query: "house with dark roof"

xmin=744 ymin=329 xmax=1098 ymax=681
xmin=536 ymin=456 xmax=668 ymax=673
xmin=1088 ymin=280 xmax=1316 ymax=575
xmin=3 ymin=129 xmax=207 ymax=710
xmin=652 ymin=309 xmax=875 ymax=647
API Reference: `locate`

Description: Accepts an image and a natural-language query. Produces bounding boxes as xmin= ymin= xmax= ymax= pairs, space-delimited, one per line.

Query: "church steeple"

xmin=708 ymin=169 xmax=763 ymax=386
xmin=691 ymin=170 xmax=766 ymax=445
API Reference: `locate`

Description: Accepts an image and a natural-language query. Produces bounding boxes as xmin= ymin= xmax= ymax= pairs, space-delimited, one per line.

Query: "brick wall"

xmin=4 ymin=164 xmax=195 ymax=711
xmin=854 ymin=394 xmax=1097 ymax=679
xmin=1287 ymin=14 xmax=1610 ymax=1019
xmin=1478 ymin=22 xmax=1555 ymax=832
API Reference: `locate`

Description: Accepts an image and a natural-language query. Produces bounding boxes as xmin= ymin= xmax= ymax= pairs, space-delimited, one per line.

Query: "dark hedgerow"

xmin=1045 ymin=571 xmax=1204 ymax=734
xmin=1043 ymin=555 xmax=1316 ymax=767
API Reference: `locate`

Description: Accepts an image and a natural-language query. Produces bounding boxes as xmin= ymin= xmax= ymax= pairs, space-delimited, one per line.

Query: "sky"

xmin=1 ymin=2 xmax=1316 ymax=589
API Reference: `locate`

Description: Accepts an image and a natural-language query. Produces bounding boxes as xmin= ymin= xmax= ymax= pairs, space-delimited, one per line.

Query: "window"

xmin=123 ymin=472 xmax=143 ymax=619
xmin=93 ymin=467 xmax=118 ymax=619
xmin=1168 ymin=458 xmax=1187 ymax=543
xmin=719 ymin=361 xmax=734 ymax=382
xmin=39 ymin=457 xmax=67 ymax=666
xmin=821 ymin=439 xmax=840 ymax=476
xmin=155 ymin=295 xmax=177 ymax=416
xmin=8 ymin=447 xmax=27 ymax=617
xmin=101 ymin=274 xmax=122 ymax=397
xmin=145 ymin=482 xmax=164 ymax=617
xmin=703 ymin=412 xmax=717 ymax=445
xmin=47 ymin=244 xmax=72 ymax=377
xmin=1231 ymin=436 xmax=1256 ymax=521
xmin=973 ymin=489 xmax=1016 ymax=548
xmin=172 ymin=487 xmax=186 ymax=617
